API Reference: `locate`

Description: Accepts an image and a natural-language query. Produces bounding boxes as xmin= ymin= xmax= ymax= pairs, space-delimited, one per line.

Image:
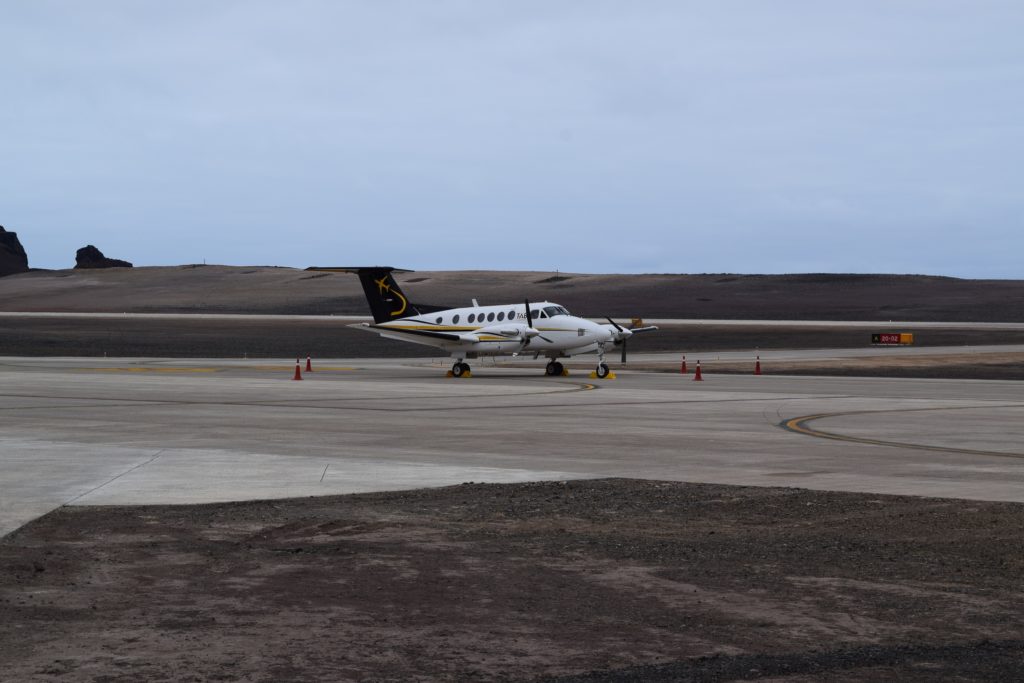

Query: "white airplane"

xmin=307 ymin=266 xmax=657 ymax=378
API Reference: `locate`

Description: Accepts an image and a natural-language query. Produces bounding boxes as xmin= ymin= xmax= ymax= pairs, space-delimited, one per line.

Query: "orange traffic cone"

xmin=680 ymin=355 xmax=687 ymax=374
xmin=693 ymin=361 xmax=703 ymax=381
xmin=755 ymin=355 xmax=762 ymax=375
xmin=293 ymin=359 xmax=303 ymax=381
xmin=306 ymin=355 xmax=313 ymax=372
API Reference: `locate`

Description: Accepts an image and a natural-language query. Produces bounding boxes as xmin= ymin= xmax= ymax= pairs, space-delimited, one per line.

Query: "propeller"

xmin=523 ymin=299 xmax=552 ymax=344
xmin=606 ymin=317 xmax=632 ymax=363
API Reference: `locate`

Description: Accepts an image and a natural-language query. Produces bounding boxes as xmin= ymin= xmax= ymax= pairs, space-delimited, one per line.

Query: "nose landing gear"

xmin=591 ymin=344 xmax=616 ymax=379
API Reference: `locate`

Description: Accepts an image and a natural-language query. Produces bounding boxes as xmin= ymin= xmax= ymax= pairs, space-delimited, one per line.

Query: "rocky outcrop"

xmin=0 ymin=226 xmax=29 ymax=277
xmin=75 ymin=245 xmax=133 ymax=269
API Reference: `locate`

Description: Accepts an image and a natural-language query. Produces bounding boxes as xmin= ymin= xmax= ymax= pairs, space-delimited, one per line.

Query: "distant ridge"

xmin=0 ymin=266 xmax=1021 ymax=322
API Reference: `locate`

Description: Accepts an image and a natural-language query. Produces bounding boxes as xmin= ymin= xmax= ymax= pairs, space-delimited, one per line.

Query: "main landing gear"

xmin=451 ymin=361 xmax=471 ymax=378
xmin=595 ymin=362 xmax=611 ymax=379
xmin=545 ymin=361 xmax=565 ymax=376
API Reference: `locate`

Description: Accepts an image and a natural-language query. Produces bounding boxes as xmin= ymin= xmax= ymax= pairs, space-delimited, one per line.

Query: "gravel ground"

xmin=3 ymin=479 xmax=1023 ymax=681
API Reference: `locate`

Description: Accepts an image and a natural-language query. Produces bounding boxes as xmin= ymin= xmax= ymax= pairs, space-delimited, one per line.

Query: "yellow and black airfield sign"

xmin=872 ymin=333 xmax=914 ymax=345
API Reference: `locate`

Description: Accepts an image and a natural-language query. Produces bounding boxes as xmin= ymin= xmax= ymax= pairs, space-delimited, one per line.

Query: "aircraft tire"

xmin=453 ymin=362 xmax=468 ymax=377
xmin=596 ymin=363 xmax=610 ymax=379
xmin=545 ymin=362 xmax=558 ymax=376
xmin=553 ymin=362 xmax=565 ymax=376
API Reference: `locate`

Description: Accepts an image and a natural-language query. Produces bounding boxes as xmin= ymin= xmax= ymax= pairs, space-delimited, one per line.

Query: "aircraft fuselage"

xmin=371 ymin=301 xmax=610 ymax=358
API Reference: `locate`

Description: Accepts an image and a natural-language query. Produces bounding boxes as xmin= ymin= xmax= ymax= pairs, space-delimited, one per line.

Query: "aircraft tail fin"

xmin=305 ymin=266 xmax=446 ymax=323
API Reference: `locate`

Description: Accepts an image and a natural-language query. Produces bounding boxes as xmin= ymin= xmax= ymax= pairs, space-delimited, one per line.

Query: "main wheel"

xmin=553 ymin=362 xmax=565 ymax=376
xmin=596 ymin=363 xmax=610 ymax=379
xmin=545 ymin=361 xmax=558 ymax=376
xmin=453 ymin=362 xmax=468 ymax=377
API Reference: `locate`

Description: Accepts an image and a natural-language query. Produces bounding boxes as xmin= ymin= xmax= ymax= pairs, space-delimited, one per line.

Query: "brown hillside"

xmin=0 ymin=266 xmax=1022 ymax=321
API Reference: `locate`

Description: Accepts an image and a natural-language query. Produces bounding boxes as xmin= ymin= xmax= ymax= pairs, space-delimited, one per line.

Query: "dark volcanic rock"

xmin=74 ymin=244 xmax=133 ymax=269
xmin=0 ymin=225 xmax=29 ymax=277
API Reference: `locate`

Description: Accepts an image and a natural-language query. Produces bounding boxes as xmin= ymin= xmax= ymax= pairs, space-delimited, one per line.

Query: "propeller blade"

xmin=606 ymin=317 xmax=624 ymax=333
xmin=521 ymin=299 xmax=533 ymax=346
xmin=621 ymin=338 xmax=627 ymax=364
xmin=521 ymin=299 xmax=548 ymax=345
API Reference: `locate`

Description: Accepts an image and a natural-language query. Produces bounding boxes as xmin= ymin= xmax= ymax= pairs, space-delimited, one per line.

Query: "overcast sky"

xmin=3 ymin=2 xmax=1022 ymax=276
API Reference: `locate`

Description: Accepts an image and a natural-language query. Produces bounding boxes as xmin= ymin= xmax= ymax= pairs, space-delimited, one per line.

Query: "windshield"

xmin=544 ymin=306 xmax=570 ymax=317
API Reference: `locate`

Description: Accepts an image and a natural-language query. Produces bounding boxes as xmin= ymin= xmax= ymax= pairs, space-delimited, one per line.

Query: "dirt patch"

xmin=2 ymin=480 xmax=1023 ymax=681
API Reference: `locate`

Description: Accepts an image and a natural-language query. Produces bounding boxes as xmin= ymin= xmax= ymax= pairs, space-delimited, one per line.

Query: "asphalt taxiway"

xmin=2 ymin=354 xmax=1023 ymax=536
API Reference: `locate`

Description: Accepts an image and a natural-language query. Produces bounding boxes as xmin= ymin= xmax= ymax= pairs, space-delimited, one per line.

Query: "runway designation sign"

xmin=872 ymin=333 xmax=914 ymax=345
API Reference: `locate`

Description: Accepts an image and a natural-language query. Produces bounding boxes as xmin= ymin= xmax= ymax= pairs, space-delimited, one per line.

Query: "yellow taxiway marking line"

xmin=73 ymin=366 xmax=356 ymax=373
xmin=74 ymin=367 xmax=218 ymax=373
xmin=781 ymin=404 xmax=1024 ymax=459
xmin=252 ymin=366 xmax=356 ymax=372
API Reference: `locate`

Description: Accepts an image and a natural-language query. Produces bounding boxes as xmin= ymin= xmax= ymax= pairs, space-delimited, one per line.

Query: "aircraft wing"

xmin=349 ymin=322 xmax=534 ymax=351
xmin=348 ymin=322 xmax=463 ymax=350
xmin=371 ymin=326 xmax=463 ymax=342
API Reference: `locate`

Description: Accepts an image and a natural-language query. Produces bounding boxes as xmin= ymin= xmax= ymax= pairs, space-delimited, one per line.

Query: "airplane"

xmin=306 ymin=266 xmax=657 ymax=378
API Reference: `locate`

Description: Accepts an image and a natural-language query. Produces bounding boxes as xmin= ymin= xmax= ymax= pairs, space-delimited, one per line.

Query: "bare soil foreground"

xmin=3 ymin=480 xmax=1023 ymax=682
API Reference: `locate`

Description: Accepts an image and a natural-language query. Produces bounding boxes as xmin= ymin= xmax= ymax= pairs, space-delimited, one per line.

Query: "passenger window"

xmin=487 ymin=312 xmax=495 ymax=322
xmin=452 ymin=314 xmax=460 ymax=324
xmin=435 ymin=317 xmax=442 ymax=324
xmin=468 ymin=314 xmax=475 ymax=323
xmin=497 ymin=312 xmax=505 ymax=321
xmin=509 ymin=310 xmax=515 ymax=320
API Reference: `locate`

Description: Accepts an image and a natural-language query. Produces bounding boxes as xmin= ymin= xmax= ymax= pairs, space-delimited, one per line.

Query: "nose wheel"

xmin=592 ymin=344 xmax=615 ymax=379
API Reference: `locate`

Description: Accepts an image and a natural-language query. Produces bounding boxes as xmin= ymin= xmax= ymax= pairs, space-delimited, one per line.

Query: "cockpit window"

xmin=544 ymin=306 xmax=566 ymax=317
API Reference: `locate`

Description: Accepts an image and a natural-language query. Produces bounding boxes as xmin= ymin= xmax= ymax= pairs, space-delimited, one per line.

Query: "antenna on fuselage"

xmin=472 ymin=298 xmax=479 ymax=307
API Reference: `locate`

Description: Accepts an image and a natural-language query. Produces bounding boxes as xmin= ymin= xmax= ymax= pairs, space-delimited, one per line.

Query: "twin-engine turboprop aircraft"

xmin=306 ymin=266 xmax=657 ymax=378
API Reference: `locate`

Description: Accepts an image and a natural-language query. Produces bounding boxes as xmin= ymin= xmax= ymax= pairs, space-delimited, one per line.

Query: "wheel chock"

xmin=446 ymin=370 xmax=454 ymax=377
xmin=561 ymin=368 xmax=570 ymax=376
xmin=589 ymin=370 xmax=617 ymax=380
xmin=607 ymin=372 xmax=617 ymax=379
xmin=463 ymin=371 xmax=472 ymax=378
xmin=589 ymin=370 xmax=597 ymax=378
